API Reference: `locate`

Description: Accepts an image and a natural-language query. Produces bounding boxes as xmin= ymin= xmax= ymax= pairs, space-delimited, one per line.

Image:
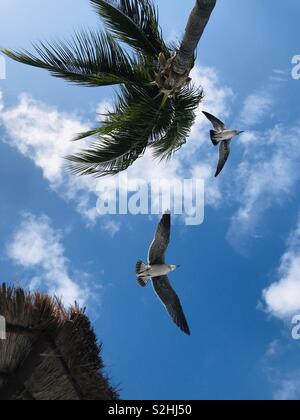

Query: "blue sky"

xmin=1 ymin=0 xmax=300 ymax=400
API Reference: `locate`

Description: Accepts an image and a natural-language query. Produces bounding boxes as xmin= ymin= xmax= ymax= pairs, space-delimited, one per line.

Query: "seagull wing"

xmin=202 ymin=111 xmax=226 ymax=132
xmin=215 ymin=140 xmax=231 ymax=177
xmin=152 ymin=275 xmax=190 ymax=335
xmin=148 ymin=213 xmax=171 ymax=265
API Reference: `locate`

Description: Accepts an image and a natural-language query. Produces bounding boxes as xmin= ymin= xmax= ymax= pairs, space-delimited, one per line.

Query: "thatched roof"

xmin=0 ymin=284 xmax=119 ymax=400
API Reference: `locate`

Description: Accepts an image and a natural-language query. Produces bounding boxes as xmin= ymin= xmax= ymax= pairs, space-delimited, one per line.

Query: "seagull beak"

xmin=238 ymin=131 xmax=245 ymax=135
xmin=176 ymin=265 xmax=181 ymax=268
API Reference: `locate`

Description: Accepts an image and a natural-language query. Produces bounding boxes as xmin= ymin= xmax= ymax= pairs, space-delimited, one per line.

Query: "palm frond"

xmin=99 ymin=84 xmax=174 ymax=138
xmin=66 ymin=133 xmax=148 ymax=177
xmin=3 ymin=0 xmax=208 ymax=177
xmin=90 ymin=0 xmax=168 ymax=58
xmin=66 ymin=85 xmax=160 ymax=175
xmin=152 ymin=85 xmax=203 ymax=160
xmin=66 ymin=84 xmax=202 ymax=176
xmin=2 ymin=31 xmax=147 ymax=87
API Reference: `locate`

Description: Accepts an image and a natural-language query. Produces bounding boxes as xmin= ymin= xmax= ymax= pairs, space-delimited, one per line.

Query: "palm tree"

xmin=2 ymin=0 xmax=217 ymax=177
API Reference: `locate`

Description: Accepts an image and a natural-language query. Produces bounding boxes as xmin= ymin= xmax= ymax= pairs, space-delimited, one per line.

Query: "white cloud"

xmin=0 ymin=93 xmax=87 ymax=184
xmin=0 ymin=65 xmax=233 ymax=227
xmin=1 ymin=69 xmax=299 ymax=249
xmin=272 ymin=69 xmax=286 ymax=75
xmin=270 ymin=69 xmax=289 ymax=84
xmin=189 ymin=66 xmax=234 ymax=149
xmin=227 ymin=123 xmax=300 ymax=251
xmin=263 ymin=215 xmax=300 ymax=319
xmin=101 ymin=218 xmax=121 ymax=237
xmin=238 ymin=130 xmax=260 ymax=146
xmin=263 ymin=338 xmax=300 ymax=401
xmin=263 ymin=345 xmax=300 ymax=400
xmin=106 ymin=65 xmax=234 ymax=212
xmin=0 ymin=91 xmax=4 ymax=112
xmin=273 ymin=373 xmax=300 ymax=401
xmin=0 ymin=93 xmax=102 ymax=226
xmin=239 ymin=91 xmax=273 ymax=127
xmin=96 ymin=99 xmax=113 ymax=116
xmin=7 ymin=212 xmax=93 ymax=306
xmin=265 ymin=340 xmax=282 ymax=359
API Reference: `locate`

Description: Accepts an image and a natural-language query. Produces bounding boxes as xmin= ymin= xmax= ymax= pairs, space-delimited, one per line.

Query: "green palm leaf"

xmin=90 ymin=0 xmax=168 ymax=58
xmin=152 ymin=86 xmax=204 ymax=160
xmin=2 ymin=31 xmax=145 ymax=87
xmin=66 ymin=133 xmax=148 ymax=176
xmin=67 ymin=84 xmax=202 ymax=176
xmin=66 ymin=85 xmax=162 ymax=175
xmin=3 ymin=0 xmax=207 ymax=177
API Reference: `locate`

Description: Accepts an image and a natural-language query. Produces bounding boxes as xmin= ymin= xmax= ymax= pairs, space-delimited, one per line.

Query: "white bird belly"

xmin=220 ymin=130 xmax=236 ymax=140
xmin=148 ymin=264 xmax=170 ymax=277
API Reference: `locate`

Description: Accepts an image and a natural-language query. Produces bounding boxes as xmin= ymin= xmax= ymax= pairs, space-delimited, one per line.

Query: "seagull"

xmin=136 ymin=212 xmax=190 ymax=336
xmin=202 ymin=111 xmax=244 ymax=177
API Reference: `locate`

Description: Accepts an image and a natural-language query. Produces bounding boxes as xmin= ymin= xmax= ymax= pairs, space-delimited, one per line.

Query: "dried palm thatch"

xmin=0 ymin=284 xmax=119 ymax=400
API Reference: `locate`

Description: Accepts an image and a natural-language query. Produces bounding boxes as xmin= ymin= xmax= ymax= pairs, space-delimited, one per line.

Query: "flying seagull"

xmin=136 ymin=212 xmax=190 ymax=336
xmin=202 ymin=111 xmax=244 ymax=177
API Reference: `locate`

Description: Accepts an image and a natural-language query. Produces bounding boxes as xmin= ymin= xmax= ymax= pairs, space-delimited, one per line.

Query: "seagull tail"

xmin=136 ymin=261 xmax=150 ymax=287
xmin=210 ymin=130 xmax=219 ymax=146
xmin=136 ymin=260 xmax=148 ymax=276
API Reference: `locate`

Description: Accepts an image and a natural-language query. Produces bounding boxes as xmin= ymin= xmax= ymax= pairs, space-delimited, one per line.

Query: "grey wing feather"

xmin=202 ymin=111 xmax=226 ymax=132
xmin=148 ymin=213 xmax=171 ymax=265
xmin=152 ymin=275 xmax=190 ymax=335
xmin=215 ymin=140 xmax=231 ymax=177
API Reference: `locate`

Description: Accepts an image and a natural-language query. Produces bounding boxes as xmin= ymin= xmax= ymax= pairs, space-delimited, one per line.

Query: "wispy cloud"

xmin=263 ymin=214 xmax=300 ymax=319
xmin=0 ymin=93 xmax=102 ymax=225
xmin=238 ymin=90 xmax=273 ymax=127
xmin=270 ymin=69 xmax=289 ymax=84
xmin=0 ymin=65 xmax=233 ymax=228
xmin=272 ymin=372 xmax=300 ymax=401
xmin=7 ymin=212 xmax=95 ymax=306
xmin=265 ymin=340 xmax=282 ymax=359
xmin=262 ymin=336 xmax=300 ymax=401
xmin=262 ymin=335 xmax=300 ymax=400
xmin=111 ymin=65 xmax=234 ymax=212
xmin=1 ymin=69 xmax=299 ymax=248
xmin=227 ymin=123 xmax=300 ymax=252
xmin=0 ymin=91 xmax=4 ymax=112
xmin=101 ymin=218 xmax=121 ymax=238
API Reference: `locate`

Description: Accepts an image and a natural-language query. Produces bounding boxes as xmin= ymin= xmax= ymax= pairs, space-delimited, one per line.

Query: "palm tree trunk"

xmin=156 ymin=0 xmax=217 ymax=96
xmin=173 ymin=0 xmax=217 ymax=75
